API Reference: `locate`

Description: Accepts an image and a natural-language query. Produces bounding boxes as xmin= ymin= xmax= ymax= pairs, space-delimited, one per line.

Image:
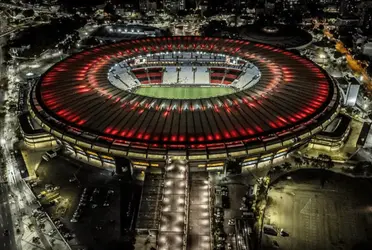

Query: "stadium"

xmin=28 ymin=36 xmax=340 ymax=171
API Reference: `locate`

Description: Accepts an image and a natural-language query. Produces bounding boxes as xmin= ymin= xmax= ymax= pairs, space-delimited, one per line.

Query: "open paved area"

xmin=187 ymin=172 xmax=211 ymax=250
xmin=20 ymin=142 xmax=48 ymax=178
xmin=33 ymin=156 xmax=124 ymax=250
xmin=0 ymin=183 xmax=17 ymax=250
xmin=302 ymin=119 xmax=363 ymax=161
xmin=158 ymin=160 xmax=188 ymax=250
xmin=263 ymin=169 xmax=372 ymax=250
xmin=135 ymin=173 xmax=163 ymax=232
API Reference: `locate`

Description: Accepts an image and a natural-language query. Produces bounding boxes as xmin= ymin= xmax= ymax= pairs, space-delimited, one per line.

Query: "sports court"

xmin=135 ymin=86 xmax=234 ymax=99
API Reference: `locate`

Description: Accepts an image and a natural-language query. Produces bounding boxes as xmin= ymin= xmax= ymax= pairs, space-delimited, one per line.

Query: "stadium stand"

xmin=163 ymin=66 xmax=179 ymax=84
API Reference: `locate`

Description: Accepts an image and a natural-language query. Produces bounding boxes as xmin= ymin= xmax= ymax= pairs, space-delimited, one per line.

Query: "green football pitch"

xmin=135 ymin=86 xmax=234 ymax=99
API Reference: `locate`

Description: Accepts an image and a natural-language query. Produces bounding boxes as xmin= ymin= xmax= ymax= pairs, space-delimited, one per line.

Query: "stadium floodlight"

xmin=319 ymin=53 xmax=326 ymax=59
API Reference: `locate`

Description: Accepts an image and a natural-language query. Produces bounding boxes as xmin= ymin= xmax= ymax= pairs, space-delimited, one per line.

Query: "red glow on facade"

xmin=77 ymin=120 xmax=86 ymax=125
xmin=35 ymin=36 xmax=336 ymax=155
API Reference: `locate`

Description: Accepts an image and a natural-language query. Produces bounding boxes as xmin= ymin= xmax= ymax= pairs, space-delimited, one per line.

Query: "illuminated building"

xmin=238 ymin=24 xmax=313 ymax=50
xmin=28 ymin=37 xmax=340 ymax=171
xmin=309 ymin=114 xmax=351 ymax=151
xmin=163 ymin=0 xmax=185 ymax=11
xmin=345 ymin=76 xmax=360 ymax=107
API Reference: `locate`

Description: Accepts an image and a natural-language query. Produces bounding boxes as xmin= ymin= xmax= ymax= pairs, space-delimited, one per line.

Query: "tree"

xmin=354 ymin=53 xmax=370 ymax=62
xmin=326 ymin=160 xmax=334 ymax=169
xmin=309 ymin=156 xmax=321 ymax=168
xmin=354 ymin=161 xmax=372 ymax=174
xmin=313 ymin=28 xmax=322 ymax=35
xmin=194 ymin=0 xmax=202 ymax=9
xmin=104 ymin=2 xmax=116 ymax=15
xmin=282 ymin=162 xmax=292 ymax=171
xmin=177 ymin=10 xmax=188 ymax=17
xmin=23 ymin=9 xmax=35 ymax=17
xmin=317 ymin=154 xmax=333 ymax=169
xmin=366 ymin=64 xmax=372 ymax=76
xmin=303 ymin=157 xmax=309 ymax=166
xmin=293 ymin=157 xmax=303 ymax=167
xmin=353 ymin=162 xmax=365 ymax=174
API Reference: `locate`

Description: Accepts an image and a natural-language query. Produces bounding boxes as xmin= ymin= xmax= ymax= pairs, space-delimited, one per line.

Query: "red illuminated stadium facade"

xmin=28 ymin=36 xmax=340 ymax=170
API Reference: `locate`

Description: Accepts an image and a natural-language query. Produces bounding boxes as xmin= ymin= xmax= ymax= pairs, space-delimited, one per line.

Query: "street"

xmin=0 ymin=14 xmax=18 ymax=250
xmin=0 ymin=184 xmax=17 ymax=250
xmin=0 ymin=12 xmax=69 ymax=250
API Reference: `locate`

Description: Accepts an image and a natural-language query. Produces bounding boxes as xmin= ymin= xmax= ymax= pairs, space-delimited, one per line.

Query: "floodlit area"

xmin=136 ymin=173 xmax=164 ymax=231
xmin=263 ymin=170 xmax=372 ymax=250
xmin=303 ymin=119 xmax=364 ymax=161
xmin=187 ymin=172 xmax=211 ymax=250
xmin=158 ymin=160 xmax=188 ymax=250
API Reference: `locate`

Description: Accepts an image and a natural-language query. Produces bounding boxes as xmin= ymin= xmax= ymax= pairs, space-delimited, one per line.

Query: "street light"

xmin=319 ymin=53 xmax=326 ymax=59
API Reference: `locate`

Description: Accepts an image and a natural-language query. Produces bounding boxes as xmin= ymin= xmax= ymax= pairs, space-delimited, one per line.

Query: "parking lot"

xmin=31 ymin=156 xmax=125 ymax=250
xmin=211 ymin=171 xmax=260 ymax=250
xmin=264 ymin=170 xmax=372 ymax=250
xmin=136 ymin=173 xmax=163 ymax=231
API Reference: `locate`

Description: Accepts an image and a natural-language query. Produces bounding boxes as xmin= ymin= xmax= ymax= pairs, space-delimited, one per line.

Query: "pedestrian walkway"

xmin=187 ymin=172 xmax=211 ymax=250
xmin=158 ymin=160 xmax=189 ymax=250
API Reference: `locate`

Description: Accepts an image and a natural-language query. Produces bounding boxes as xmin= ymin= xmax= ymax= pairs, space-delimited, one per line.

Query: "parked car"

xmin=280 ymin=228 xmax=289 ymax=237
xmin=48 ymin=229 xmax=56 ymax=236
xmin=263 ymin=225 xmax=278 ymax=236
xmin=69 ymin=177 xmax=77 ymax=183
xmin=242 ymin=212 xmax=254 ymax=218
